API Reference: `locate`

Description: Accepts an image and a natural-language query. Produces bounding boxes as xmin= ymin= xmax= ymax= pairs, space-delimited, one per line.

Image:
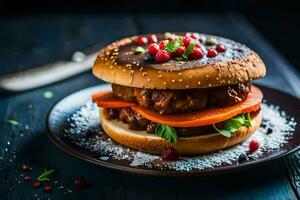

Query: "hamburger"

xmin=92 ymin=32 xmax=266 ymax=156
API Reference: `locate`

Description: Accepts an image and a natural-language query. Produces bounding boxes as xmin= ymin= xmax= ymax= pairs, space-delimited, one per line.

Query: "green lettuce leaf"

xmin=155 ymin=124 xmax=178 ymax=144
xmin=213 ymin=113 xmax=252 ymax=137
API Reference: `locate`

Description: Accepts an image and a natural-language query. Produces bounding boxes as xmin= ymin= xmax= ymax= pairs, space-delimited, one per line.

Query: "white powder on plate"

xmin=64 ymin=101 xmax=296 ymax=171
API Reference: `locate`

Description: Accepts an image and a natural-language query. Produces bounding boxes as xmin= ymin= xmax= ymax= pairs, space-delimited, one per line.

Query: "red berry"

xmin=190 ymin=48 xmax=204 ymax=60
xmin=148 ymin=43 xmax=160 ymax=55
xmin=136 ymin=37 xmax=148 ymax=45
xmin=183 ymin=36 xmax=192 ymax=47
xmin=74 ymin=176 xmax=88 ymax=188
xmin=33 ymin=182 xmax=41 ymax=188
xmin=148 ymin=34 xmax=157 ymax=43
xmin=155 ymin=50 xmax=171 ymax=63
xmin=21 ymin=164 xmax=30 ymax=171
xmin=44 ymin=185 xmax=52 ymax=192
xmin=249 ymin=140 xmax=260 ymax=153
xmin=175 ymin=46 xmax=186 ymax=56
xmin=216 ymin=44 xmax=226 ymax=52
xmin=195 ymin=44 xmax=201 ymax=48
xmin=24 ymin=176 xmax=31 ymax=182
xmin=159 ymin=40 xmax=169 ymax=49
xmin=161 ymin=147 xmax=179 ymax=161
xmin=207 ymin=48 xmax=218 ymax=57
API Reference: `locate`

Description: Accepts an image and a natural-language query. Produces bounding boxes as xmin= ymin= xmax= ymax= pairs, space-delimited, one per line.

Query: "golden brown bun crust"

xmin=100 ymin=108 xmax=262 ymax=155
xmin=93 ymin=33 xmax=266 ymax=89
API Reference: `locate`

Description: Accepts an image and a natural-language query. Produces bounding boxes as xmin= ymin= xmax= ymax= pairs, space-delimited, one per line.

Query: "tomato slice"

xmin=92 ymin=91 xmax=136 ymax=108
xmin=131 ymin=86 xmax=263 ymax=127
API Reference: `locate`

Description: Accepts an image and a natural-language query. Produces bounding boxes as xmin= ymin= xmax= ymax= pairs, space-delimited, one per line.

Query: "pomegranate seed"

xmin=159 ymin=40 xmax=169 ymax=49
xmin=216 ymin=44 xmax=226 ymax=52
xmin=195 ymin=44 xmax=201 ymax=48
xmin=148 ymin=34 xmax=157 ymax=43
xmin=33 ymin=182 xmax=41 ymax=188
xmin=148 ymin=43 xmax=160 ymax=55
xmin=249 ymin=140 xmax=260 ymax=153
xmin=161 ymin=147 xmax=179 ymax=161
xmin=183 ymin=36 xmax=192 ymax=47
xmin=21 ymin=164 xmax=30 ymax=171
xmin=207 ymin=48 xmax=218 ymax=57
xmin=175 ymin=46 xmax=186 ymax=56
xmin=155 ymin=50 xmax=171 ymax=63
xmin=74 ymin=176 xmax=88 ymax=188
xmin=190 ymin=48 xmax=204 ymax=60
xmin=24 ymin=176 xmax=31 ymax=182
xmin=44 ymin=185 xmax=52 ymax=192
xmin=136 ymin=37 xmax=148 ymax=46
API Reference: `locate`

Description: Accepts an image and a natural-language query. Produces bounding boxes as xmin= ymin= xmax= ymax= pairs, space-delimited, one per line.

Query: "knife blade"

xmin=0 ymin=48 xmax=99 ymax=92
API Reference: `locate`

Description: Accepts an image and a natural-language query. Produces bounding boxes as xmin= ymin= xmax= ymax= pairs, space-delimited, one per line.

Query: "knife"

xmin=0 ymin=47 xmax=100 ymax=92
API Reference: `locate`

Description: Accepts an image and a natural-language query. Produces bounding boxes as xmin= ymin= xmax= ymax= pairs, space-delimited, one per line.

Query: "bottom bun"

xmin=100 ymin=108 xmax=262 ymax=155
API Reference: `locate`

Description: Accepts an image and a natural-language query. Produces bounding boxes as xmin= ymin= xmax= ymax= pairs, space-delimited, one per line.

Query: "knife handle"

xmin=0 ymin=54 xmax=97 ymax=92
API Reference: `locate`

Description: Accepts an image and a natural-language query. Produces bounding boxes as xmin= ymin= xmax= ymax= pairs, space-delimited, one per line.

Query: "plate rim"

xmin=46 ymin=84 xmax=300 ymax=177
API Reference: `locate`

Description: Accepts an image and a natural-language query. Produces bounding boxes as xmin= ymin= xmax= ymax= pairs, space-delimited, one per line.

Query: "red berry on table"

xmin=159 ymin=40 xmax=169 ymax=49
xmin=155 ymin=50 xmax=171 ymax=63
xmin=249 ymin=140 xmax=260 ymax=153
xmin=74 ymin=176 xmax=88 ymax=188
xmin=216 ymin=44 xmax=226 ymax=52
xmin=148 ymin=34 xmax=157 ymax=43
xmin=33 ymin=182 xmax=41 ymax=188
xmin=161 ymin=147 xmax=179 ymax=161
xmin=24 ymin=176 xmax=31 ymax=182
xmin=44 ymin=185 xmax=52 ymax=192
xmin=136 ymin=37 xmax=148 ymax=45
xmin=148 ymin=43 xmax=160 ymax=55
xmin=190 ymin=47 xmax=204 ymax=59
xmin=183 ymin=36 xmax=192 ymax=47
xmin=175 ymin=46 xmax=186 ymax=56
xmin=207 ymin=48 xmax=218 ymax=57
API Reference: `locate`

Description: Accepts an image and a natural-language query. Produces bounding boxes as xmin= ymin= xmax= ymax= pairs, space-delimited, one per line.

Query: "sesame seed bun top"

xmin=93 ymin=33 xmax=266 ymax=89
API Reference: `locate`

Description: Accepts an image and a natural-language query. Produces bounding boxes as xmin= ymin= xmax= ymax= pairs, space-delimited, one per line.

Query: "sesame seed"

xmin=133 ymin=61 xmax=137 ymax=64
xmin=147 ymin=79 xmax=151 ymax=82
xmin=118 ymin=66 xmax=121 ymax=69
xmin=126 ymin=64 xmax=132 ymax=67
xmin=186 ymin=85 xmax=189 ymax=88
xmin=178 ymin=73 xmax=182 ymax=76
xmin=110 ymin=56 xmax=114 ymax=59
xmin=139 ymin=67 xmax=144 ymax=71
xmin=163 ymin=82 xmax=167 ymax=85
xmin=171 ymin=80 xmax=175 ymax=83
xmin=158 ymin=75 xmax=162 ymax=78
xmin=104 ymin=58 xmax=108 ymax=61
xmin=228 ymin=80 xmax=231 ymax=84
xmin=205 ymin=75 xmax=209 ymax=78
xmin=142 ymin=72 xmax=147 ymax=76
xmin=123 ymin=69 xmax=126 ymax=72
xmin=208 ymin=83 xmax=212 ymax=87
xmin=158 ymin=71 xmax=162 ymax=74
xmin=216 ymin=77 xmax=219 ymax=80
xmin=198 ymin=81 xmax=201 ymax=85
xmin=189 ymin=75 xmax=192 ymax=79
xmin=110 ymin=66 xmax=114 ymax=69
xmin=130 ymin=70 xmax=134 ymax=74
xmin=179 ymin=79 xmax=183 ymax=82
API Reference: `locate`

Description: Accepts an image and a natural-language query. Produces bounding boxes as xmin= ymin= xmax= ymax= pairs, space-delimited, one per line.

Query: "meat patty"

xmin=112 ymin=82 xmax=251 ymax=114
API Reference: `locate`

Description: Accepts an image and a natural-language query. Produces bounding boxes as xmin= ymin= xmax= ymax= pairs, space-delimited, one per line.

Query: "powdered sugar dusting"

xmin=63 ymin=101 xmax=297 ymax=171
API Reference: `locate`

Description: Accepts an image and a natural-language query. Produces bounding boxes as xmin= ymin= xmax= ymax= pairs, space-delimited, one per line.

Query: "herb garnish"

xmin=135 ymin=46 xmax=145 ymax=54
xmin=155 ymin=124 xmax=178 ymax=144
xmin=175 ymin=43 xmax=195 ymax=61
xmin=43 ymin=91 xmax=54 ymax=99
xmin=6 ymin=119 xmax=19 ymax=126
xmin=213 ymin=113 xmax=252 ymax=137
xmin=37 ymin=168 xmax=55 ymax=182
xmin=164 ymin=38 xmax=182 ymax=52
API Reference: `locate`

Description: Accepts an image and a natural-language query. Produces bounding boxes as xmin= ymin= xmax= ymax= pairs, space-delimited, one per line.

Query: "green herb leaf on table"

xmin=37 ymin=169 xmax=55 ymax=182
xmin=43 ymin=91 xmax=54 ymax=99
xmin=155 ymin=124 xmax=178 ymax=144
xmin=213 ymin=113 xmax=252 ymax=137
xmin=6 ymin=119 xmax=19 ymax=126
xmin=135 ymin=46 xmax=145 ymax=54
xmin=164 ymin=38 xmax=182 ymax=52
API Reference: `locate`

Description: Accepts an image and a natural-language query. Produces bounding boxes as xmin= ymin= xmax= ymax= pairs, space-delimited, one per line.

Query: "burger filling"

xmin=112 ymin=82 xmax=251 ymax=114
xmin=101 ymin=81 xmax=256 ymax=138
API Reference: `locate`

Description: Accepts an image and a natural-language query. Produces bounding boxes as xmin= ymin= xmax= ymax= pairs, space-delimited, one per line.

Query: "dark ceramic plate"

xmin=46 ymin=84 xmax=300 ymax=176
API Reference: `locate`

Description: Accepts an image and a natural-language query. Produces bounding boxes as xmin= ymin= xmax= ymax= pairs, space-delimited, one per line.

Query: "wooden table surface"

xmin=1 ymin=13 xmax=300 ymax=200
